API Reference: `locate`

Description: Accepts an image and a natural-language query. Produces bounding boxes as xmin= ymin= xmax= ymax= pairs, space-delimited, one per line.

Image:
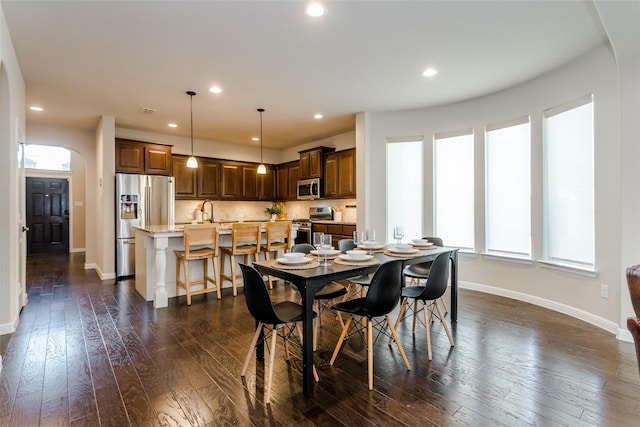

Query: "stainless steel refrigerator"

xmin=116 ymin=173 xmax=175 ymax=278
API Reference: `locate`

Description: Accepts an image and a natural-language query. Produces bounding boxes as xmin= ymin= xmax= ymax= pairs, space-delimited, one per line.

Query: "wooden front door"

xmin=26 ymin=177 xmax=69 ymax=254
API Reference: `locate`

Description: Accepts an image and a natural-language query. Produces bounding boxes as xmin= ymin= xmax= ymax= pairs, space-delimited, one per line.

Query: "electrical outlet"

xmin=600 ymin=283 xmax=609 ymax=299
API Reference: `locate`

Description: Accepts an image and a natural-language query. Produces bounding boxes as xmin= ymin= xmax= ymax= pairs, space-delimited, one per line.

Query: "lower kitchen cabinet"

xmin=311 ymin=222 xmax=356 ymax=248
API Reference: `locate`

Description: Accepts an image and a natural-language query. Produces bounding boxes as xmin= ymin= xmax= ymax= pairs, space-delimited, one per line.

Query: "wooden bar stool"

xmin=261 ymin=220 xmax=292 ymax=288
xmin=220 ymin=222 xmax=261 ymax=296
xmin=174 ymin=224 xmax=220 ymax=305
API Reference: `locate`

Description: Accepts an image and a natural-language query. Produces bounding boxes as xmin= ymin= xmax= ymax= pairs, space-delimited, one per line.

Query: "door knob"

xmin=22 ymin=226 xmax=29 ymax=232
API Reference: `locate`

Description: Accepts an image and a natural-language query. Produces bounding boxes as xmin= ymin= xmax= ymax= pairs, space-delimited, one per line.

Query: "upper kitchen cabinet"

xmin=220 ymin=160 xmax=275 ymax=201
xmin=198 ymin=158 xmax=220 ymax=199
xmin=173 ymin=155 xmax=220 ymax=200
xmin=220 ymin=161 xmax=242 ymax=200
xmin=324 ymin=148 xmax=356 ymax=199
xmin=299 ymin=146 xmax=334 ymax=179
xmin=173 ymin=155 xmax=198 ymax=199
xmin=115 ymin=138 xmax=172 ymax=175
xmin=276 ymin=161 xmax=299 ymax=200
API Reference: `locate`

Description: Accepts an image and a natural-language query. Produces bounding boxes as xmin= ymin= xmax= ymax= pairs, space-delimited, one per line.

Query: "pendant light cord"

xmin=189 ymin=91 xmax=195 ymax=156
xmin=258 ymin=108 xmax=264 ymax=163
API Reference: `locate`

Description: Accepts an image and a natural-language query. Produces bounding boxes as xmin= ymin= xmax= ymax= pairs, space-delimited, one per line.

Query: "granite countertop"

xmin=135 ymin=221 xmax=299 ymax=236
xmin=311 ymin=220 xmax=356 ymax=225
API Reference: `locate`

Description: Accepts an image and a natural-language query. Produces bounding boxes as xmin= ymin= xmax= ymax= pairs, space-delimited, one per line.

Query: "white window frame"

xmin=433 ymin=129 xmax=475 ymax=251
xmin=484 ymin=116 xmax=532 ymax=259
xmin=542 ymin=94 xmax=595 ymax=271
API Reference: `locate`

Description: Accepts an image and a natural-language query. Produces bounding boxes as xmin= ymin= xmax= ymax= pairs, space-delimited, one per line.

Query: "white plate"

xmin=410 ymin=242 xmax=434 ymax=248
xmin=310 ymin=249 xmax=341 ymax=256
xmin=358 ymin=242 xmax=385 ymax=250
xmin=276 ymin=256 xmax=312 ymax=265
xmin=338 ymin=254 xmax=374 ymax=262
xmin=389 ymin=246 xmax=419 ymax=254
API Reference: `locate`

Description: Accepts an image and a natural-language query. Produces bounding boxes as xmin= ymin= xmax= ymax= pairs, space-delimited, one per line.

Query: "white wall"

xmin=0 ymin=3 xmax=25 ymax=335
xmin=360 ymin=45 xmax=625 ymax=334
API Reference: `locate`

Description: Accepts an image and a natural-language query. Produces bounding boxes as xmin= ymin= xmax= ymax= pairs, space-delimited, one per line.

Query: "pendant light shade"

xmin=257 ymin=108 xmax=267 ymax=174
xmin=186 ymin=91 xmax=198 ymax=169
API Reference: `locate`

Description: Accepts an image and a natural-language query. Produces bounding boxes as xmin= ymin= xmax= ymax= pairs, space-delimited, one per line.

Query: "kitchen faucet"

xmin=201 ymin=199 xmax=214 ymax=222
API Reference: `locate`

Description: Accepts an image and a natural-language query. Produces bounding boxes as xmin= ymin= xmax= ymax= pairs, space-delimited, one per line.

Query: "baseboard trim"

xmin=94 ymin=264 xmax=116 ymax=281
xmin=70 ymin=248 xmax=85 ymax=253
xmin=0 ymin=315 xmax=18 ymax=335
xmin=84 ymin=262 xmax=96 ymax=270
xmin=459 ymin=280 xmax=622 ymax=338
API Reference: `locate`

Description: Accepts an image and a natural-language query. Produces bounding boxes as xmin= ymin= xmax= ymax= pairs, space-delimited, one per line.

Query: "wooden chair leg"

xmin=265 ymin=325 xmax=278 ymax=403
xmin=434 ymin=300 xmax=454 ymax=347
xmin=439 ymin=297 xmax=449 ymax=315
xmin=184 ymin=259 xmax=192 ymax=306
xmin=412 ymin=299 xmax=418 ymax=333
xmin=367 ymin=318 xmax=374 ymax=390
xmin=389 ymin=297 xmax=408 ymax=345
xmin=242 ymin=322 xmax=263 ymax=377
xmin=231 ymin=254 xmax=238 ymax=297
xmin=424 ymin=302 xmax=433 ymax=361
xmin=175 ymin=256 xmax=180 ymax=298
xmin=330 ymin=317 xmax=352 ymax=365
xmin=212 ymin=256 xmax=221 ymax=299
xmin=386 ymin=315 xmax=411 ymax=371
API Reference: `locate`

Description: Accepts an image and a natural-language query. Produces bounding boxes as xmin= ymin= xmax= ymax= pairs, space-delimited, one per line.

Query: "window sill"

xmin=482 ymin=252 xmax=534 ymax=265
xmin=536 ymin=259 xmax=597 ymax=277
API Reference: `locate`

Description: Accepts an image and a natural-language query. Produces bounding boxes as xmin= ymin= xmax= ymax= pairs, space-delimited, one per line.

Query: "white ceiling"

xmin=2 ymin=0 xmax=608 ymax=149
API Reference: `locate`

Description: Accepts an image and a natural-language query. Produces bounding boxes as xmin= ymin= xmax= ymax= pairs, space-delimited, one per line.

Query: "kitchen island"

xmin=134 ymin=223 xmax=297 ymax=308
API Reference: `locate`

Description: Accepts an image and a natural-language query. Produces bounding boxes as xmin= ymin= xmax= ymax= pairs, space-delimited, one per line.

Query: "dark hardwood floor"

xmin=1 ymin=252 xmax=638 ymax=426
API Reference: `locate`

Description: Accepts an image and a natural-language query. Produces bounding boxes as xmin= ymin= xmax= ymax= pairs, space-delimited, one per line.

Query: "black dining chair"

xmin=403 ymin=236 xmax=448 ymax=314
xmin=290 ymin=243 xmax=347 ymax=350
xmin=338 ymin=238 xmax=373 ymax=299
xmin=329 ymin=259 xmax=411 ymax=390
xmin=391 ymin=250 xmax=454 ymax=361
xmin=239 ymin=263 xmax=318 ymax=403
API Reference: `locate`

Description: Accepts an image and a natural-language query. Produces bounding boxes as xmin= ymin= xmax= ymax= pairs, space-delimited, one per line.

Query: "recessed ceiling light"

xmin=422 ymin=67 xmax=438 ymax=77
xmin=209 ymin=86 xmax=222 ymax=94
xmin=30 ymin=106 xmax=44 ymax=112
xmin=306 ymin=2 xmax=325 ymax=17
xmin=314 ymin=113 xmax=323 ymax=119
xmin=168 ymin=123 xmax=178 ymax=128
xmin=252 ymin=137 xmax=260 ymax=142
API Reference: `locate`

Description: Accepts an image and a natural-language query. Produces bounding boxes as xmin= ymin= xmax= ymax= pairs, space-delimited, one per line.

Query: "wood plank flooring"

xmin=1 ymin=252 xmax=638 ymax=426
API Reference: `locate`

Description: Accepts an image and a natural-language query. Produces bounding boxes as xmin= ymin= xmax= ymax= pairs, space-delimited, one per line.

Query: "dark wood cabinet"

xmin=257 ymin=165 xmax=276 ymax=200
xmin=220 ymin=161 xmax=242 ymax=200
xmin=311 ymin=222 xmax=356 ymax=248
xmin=324 ymin=148 xmax=356 ymax=198
xmin=173 ymin=155 xmax=198 ymax=199
xmin=173 ymin=156 xmax=220 ymax=199
xmin=277 ymin=161 xmax=299 ymax=200
xmin=198 ymin=158 xmax=220 ymax=198
xmin=299 ymin=147 xmax=334 ymax=179
xmin=116 ymin=139 xmax=172 ymax=175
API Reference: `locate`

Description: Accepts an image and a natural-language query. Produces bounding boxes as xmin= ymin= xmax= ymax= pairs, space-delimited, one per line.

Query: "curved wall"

xmin=362 ymin=45 xmax=623 ymax=334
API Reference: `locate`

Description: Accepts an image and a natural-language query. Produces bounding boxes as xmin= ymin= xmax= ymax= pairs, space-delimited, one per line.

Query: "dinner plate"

xmin=338 ymin=254 xmax=374 ymax=262
xmin=388 ymin=247 xmax=419 ymax=254
xmin=310 ymin=249 xmax=341 ymax=256
xmin=276 ymin=256 xmax=312 ymax=265
xmin=358 ymin=242 xmax=385 ymax=250
xmin=410 ymin=242 xmax=434 ymax=248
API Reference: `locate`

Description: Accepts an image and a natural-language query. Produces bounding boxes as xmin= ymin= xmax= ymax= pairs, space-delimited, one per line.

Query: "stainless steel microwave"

xmin=297 ymin=178 xmax=322 ymax=200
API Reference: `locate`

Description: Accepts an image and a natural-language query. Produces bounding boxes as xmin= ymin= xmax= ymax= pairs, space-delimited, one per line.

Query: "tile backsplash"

xmin=175 ymin=199 xmax=356 ymax=224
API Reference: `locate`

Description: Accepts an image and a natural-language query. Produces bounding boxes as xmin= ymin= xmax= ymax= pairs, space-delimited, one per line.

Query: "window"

xmin=543 ymin=95 xmax=594 ymax=268
xmin=25 ymin=145 xmax=71 ymax=171
xmin=387 ymin=137 xmax=423 ymax=243
xmin=485 ymin=117 xmax=531 ymax=257
xmin=434 ymin=130 xmax=474 ymax=249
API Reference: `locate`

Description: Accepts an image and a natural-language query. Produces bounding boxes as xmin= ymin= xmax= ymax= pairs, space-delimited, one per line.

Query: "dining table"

xmin=252 ymin=244 xmax=459 ymax=397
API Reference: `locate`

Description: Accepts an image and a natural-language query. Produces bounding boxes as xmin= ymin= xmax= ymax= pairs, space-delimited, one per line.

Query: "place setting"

xmin=334 ymin=249 xmax=380 ymax=266
xmin=273 ymin=252 xmax=320 ymax=269
xmin=354 ymin=229 xmax=385 ymax=253
xmin=384 ymin=226 xmax=425 ymax=257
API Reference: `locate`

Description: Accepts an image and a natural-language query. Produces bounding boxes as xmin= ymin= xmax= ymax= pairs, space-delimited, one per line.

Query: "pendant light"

xmin=186 ymin=91 xmax=198 ymax=168
xmin=257 ymin=108 xmax=267 ymax=174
